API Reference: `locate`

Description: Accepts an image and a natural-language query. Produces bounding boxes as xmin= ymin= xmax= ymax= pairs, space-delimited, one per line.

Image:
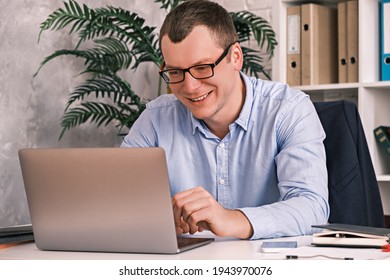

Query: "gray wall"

xmin=0 ymin=0 xmax=272 ymax=227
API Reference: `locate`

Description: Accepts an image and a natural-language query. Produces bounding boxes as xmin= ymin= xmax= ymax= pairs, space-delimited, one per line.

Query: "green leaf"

xmin=241 ymin=47 xmax=271 ymax=80
xmin=231 ymin=11 xmax=277 ymax=58
xmin=38 ymin=0 xmax=92 ymax=43
xmin=34 ymin=37 xmax=135 ymax=77
xmin=76 ymin=6 xmax=162 ymax=65
xmin=154 ymin=0 xmax=183 ymax=12
xmin=59 ymin=101 xmax=145 ymax=139
xmin=66 ymin=69 xmax=140 ymax=105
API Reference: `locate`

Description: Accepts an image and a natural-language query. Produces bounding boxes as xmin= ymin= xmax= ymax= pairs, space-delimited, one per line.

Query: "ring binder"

xmin=301 ymin=3 xmax=337 ymax=85
xmin=287 ymin=5 xmax=302 ymax=86
xmin=381 ymin=0 xmax=390 ymax=81
xmin=338 ymin=1 xmax=348 ymax=83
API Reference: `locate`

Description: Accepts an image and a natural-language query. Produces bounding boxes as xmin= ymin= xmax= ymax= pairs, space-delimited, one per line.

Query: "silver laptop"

xmin=18 ymin=147 xmax=214 ymax=254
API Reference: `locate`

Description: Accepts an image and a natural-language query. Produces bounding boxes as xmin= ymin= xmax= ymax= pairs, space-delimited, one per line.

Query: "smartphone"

xmin=260 ymin=241 xmax=297 ymax=253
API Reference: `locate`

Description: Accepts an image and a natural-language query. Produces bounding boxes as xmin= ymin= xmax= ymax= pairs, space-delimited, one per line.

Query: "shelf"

xmin=294 ymin=83 xmax=359 ymax=92
xmin=281 ymin=0 xmax=339 ymax=4
xmin=362 ymin=81 xmax=390 ymax=89
xmin=273 ymin=0 xmax=390 ymax=213
xmin=295 ymin=81 xmax=390 ymax=91
xmin=377 ymin=175 xmax=390 ymax=182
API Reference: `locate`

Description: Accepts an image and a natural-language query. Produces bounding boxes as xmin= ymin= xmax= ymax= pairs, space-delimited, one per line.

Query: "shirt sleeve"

xmin=240 ymin=97 xmax=330 ymax=240
xmin=120 ymin=108 xmax=157 ymax=148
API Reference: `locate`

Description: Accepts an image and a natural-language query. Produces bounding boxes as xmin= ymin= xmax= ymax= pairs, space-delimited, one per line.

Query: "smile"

xmin=189 ymin=92 xmax=210 ymax=102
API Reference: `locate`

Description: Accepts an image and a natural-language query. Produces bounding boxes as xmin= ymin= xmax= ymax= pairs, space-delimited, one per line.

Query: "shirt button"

xmin=219 ymin=179 xmax=225 ymax=185
xmin=220 ymin=143 xmax=225 ymax=148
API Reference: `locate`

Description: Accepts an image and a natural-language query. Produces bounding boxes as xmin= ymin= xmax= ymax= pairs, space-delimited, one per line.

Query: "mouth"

xmin=188 ymin=91 xmax=211 ymax=102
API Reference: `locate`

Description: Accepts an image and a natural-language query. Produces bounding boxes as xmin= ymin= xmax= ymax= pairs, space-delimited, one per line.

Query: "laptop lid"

xmin=18 ymin=147 xmax=213 ymax=254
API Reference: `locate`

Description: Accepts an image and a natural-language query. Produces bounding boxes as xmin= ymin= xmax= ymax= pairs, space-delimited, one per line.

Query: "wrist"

xmin=227 ymin=209 xmax=253 ymax=239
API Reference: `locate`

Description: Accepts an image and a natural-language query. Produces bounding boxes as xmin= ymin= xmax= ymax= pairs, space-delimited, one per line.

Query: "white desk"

xmin=1 ymin=234 xmax=389 ymax=260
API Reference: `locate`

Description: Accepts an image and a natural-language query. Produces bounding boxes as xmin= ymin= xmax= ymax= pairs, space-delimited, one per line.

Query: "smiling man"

xmin=121 ymin=0 xmax=329 ymax=240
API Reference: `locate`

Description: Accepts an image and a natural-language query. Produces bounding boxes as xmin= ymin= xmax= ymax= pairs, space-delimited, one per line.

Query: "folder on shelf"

xmin=286 ymin=5 xmax=301 ymax=86
xmin=301 ymin=3 xmax=338 ymax=85
xmin=374 ymin=126 xmax=390 ymax=158
xmin=347 ymin=0 xmax=358 ymax=83
xmin=381 ymin=0 xmax=390 ymax=81
xmin=337 ymin=1 xmax=348 ymax=83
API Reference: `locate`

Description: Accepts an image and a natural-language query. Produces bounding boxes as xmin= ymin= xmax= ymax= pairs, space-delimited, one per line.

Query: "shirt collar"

xmin=191 ymin=117 xmax=206 ymax=135
xmin=234 ymin=72 xmax=253 ymax=131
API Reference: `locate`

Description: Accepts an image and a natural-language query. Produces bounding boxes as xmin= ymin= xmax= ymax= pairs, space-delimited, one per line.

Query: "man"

xmin=121 ymin=0 xmax=329 ymax=240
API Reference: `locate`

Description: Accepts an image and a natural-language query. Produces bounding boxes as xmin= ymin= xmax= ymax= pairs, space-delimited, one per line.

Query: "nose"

xmin=181 ymin=71 xmax=201 ymax=92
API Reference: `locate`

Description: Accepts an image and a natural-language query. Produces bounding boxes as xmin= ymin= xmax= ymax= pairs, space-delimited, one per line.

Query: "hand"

xmin=172 ymin=186 xmax=253 ymax=239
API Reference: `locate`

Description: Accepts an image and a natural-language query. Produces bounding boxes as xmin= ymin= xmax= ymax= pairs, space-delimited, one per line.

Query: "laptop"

xmin=18 ymin=147 xmax=214 ymax=254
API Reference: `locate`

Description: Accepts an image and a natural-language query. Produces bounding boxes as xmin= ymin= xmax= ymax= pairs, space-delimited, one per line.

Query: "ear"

xmin=231 ymin=43 xmax=244 ymax=71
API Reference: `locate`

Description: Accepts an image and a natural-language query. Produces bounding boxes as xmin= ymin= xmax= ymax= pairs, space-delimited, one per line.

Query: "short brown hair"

xmin=159 ymin=0 xmax=238 ymax=50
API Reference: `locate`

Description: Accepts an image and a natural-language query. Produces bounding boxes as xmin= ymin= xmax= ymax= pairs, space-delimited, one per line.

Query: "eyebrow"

xmin=164 ymin=56 xmax=216 ymax=70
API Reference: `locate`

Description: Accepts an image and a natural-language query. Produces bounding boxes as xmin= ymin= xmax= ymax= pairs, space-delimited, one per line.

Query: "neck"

xmin=205 ymin=77 xmax=246 ymax=139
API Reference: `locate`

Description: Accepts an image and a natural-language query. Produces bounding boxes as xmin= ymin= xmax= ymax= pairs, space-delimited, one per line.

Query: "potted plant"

xmin=35 ymin=0 xmax=277 ymax=139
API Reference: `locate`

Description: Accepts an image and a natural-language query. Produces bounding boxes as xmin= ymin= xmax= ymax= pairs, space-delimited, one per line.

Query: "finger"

xmin=173 ymin=186 xmax=204 ymax=200
xmin=184 ymin=199 xmax=217 ymax=233
xmin=176 ymin=226 xmax=184 ymax=235
xmin=172 ymin=196 xmax=186 ymax=229
xmin=188 ymin=218 xmax=200 ymax=234
xmin=172 ymin=187 xmax=204 ymax=228
xmin=179 ymin=217 xmax=190 ymax=233
xmin=172 ymin=186 xmax=211 ymax=234
xmin=196 ymin=221 xmax=209 ymax=232
xmin=182 ymin=202 xmax=211 ymax=234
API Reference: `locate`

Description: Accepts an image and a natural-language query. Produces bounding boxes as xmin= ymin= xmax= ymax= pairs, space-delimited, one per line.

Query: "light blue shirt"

xmin=121 ymin=73 xmax=329 ymax=239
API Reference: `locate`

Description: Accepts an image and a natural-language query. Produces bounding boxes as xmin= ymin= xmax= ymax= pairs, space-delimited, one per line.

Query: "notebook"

xmin=0 ymin=224 xmax=34 ymax=245
xmin=311 ymin=223 xmax=390 ymax=248
xmin=18 ymin=147 xmax=214 ymax=254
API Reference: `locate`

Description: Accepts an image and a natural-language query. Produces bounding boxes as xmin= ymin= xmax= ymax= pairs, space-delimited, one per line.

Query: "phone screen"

xmin=260 ymin=241 xmax=297 ymax=253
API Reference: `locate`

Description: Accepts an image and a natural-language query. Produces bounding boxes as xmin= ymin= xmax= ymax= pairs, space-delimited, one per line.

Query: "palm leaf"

xmin=241 ymin=47 xmax=270 ymax=80
xmin=116 ymin=102 xmax=146 ymax=129
xmin=38 ymin=0 xmax=93 ymax=42
xmin=60 ymin=101 xmax=145 ymax=139
xmin=34 ymin=37 xmax=134 ymax=77
xmin=60 ymin=102 xmax=124 ymax=139
xmin=34 ymin=49 xmax=93 ymax=77
xmin=91 ymin=38 xmax=134 ymax=71
xmin=39 ymin=1 xmax=162 ymax=66
xmin=65 ymin=73 xmax=136 ymax=110
xmin=154 ymin=0 xmax=183 ymax=11
xmin=78 ymin=6 xmax=162 ymax=65
xmin=231 ymin=11 xmax=277 ymax=58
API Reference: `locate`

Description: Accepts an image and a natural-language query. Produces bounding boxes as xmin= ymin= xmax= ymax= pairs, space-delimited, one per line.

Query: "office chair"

xmin=313 ymin=100 xmax=385 ymax=227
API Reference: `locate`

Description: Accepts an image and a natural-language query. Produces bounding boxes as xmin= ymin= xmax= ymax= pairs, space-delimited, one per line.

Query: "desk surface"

xmin=1 ymin=234 xmax=389 ymax=260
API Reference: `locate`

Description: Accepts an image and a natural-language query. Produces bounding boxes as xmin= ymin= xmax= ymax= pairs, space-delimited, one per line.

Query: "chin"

xmin=190 ymin=109 xmax=214 ymax=121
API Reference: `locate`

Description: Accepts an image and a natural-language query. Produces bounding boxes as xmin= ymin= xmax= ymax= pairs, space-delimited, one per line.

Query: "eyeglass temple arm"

xmin=160 ymin=61 xmax=166 ymax=72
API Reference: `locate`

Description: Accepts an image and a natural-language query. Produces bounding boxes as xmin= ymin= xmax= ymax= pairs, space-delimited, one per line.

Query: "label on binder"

xmin=287 ymin=15 xmax=300 ymax=54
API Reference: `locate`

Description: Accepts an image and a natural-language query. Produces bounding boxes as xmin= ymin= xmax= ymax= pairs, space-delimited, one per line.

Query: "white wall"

xmin=0 ymin=0 xmax=273 ymax=227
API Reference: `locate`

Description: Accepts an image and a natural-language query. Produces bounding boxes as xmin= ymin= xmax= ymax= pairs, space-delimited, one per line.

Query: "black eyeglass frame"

xmin=159 ymin=42 xmax=237 ymax=84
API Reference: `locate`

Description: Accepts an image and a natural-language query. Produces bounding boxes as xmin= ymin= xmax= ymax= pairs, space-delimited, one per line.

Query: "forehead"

xmin=161 ymin=25 xmax=221 ymax=68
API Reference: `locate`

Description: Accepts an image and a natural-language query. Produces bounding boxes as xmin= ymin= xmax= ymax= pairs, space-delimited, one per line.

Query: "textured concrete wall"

xmin=0 ymin=0 xmax=273 ymax=227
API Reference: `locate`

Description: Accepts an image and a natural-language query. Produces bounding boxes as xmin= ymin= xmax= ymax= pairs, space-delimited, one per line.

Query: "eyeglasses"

xmin=159 ymin=42 xmax=236 ymax=84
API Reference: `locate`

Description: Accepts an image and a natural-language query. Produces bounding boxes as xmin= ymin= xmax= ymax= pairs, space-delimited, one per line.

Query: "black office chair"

xmin=314 ymin=100 xmax=385 ymax=227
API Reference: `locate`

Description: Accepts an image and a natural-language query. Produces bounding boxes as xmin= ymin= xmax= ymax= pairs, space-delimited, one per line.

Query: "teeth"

xmin=191 ymin=93 xmax=209 ymax=102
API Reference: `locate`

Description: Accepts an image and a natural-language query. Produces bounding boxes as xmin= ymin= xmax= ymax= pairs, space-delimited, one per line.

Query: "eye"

xmin=192 ymin=65 xmax=210 ymax=72
xmin=167 ymin=69 xmax=182 ymax=77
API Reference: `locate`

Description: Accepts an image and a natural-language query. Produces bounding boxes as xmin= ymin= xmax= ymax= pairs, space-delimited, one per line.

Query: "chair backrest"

xmin=314 ymin=100 xmax=385 ymax=227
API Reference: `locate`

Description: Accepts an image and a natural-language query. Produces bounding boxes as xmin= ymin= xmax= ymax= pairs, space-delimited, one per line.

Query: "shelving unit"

xmin=272 ymin=0 xmax=390 ymax=217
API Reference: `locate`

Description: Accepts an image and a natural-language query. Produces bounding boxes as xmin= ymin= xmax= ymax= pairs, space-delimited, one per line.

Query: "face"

xmin=161 ymin=26 xmax=244 ymax=125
